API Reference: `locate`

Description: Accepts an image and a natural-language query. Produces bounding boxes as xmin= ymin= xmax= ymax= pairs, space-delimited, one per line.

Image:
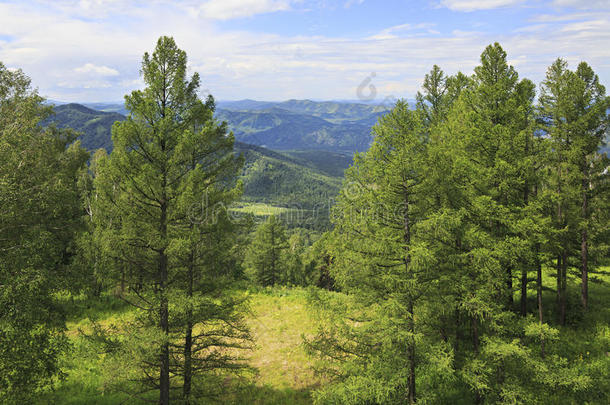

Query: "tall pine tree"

xmin=92 ymin=37 xmax=250 ymax=404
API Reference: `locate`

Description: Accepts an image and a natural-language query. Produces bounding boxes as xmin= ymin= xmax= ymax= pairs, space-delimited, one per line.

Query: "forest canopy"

xmin=0 ymin=38 xmax=609 ymax=405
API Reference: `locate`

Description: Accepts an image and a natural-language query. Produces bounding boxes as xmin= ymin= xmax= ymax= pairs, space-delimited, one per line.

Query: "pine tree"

xmin=92 ymin=37 xmax=250 ymax=403
xmin=245 ymin=215 xmax=289 ymax=286
xmin=0 ymin=62 xmax=88 ymax=403
xmin=307 ymin=101 xmax=440 ymax=404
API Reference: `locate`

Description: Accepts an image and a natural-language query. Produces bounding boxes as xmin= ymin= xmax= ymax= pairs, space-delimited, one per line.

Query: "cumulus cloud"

xmin=74 ymin=63 xmax=119 ymax=76
xmin=198 ymin=0 xmax=293 ymax=20
xmin=552 ymin=0 xmax=610 ymax=9
xmin=0 ymin=0 xmax=608 ymax=102
xmin=438 ymin=0 xmax=525 ymax=12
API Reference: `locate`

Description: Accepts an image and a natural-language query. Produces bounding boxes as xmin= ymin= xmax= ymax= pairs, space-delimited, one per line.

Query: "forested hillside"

xmin=44 ymin=104 xmax=350 ymax=220
xmin=216 ymin=107 xmax=374 ymax=151
xmin=45 ymin=103 xmax=125 ymax=151
xmin=1 ymin=35 xmax=609 ymax=405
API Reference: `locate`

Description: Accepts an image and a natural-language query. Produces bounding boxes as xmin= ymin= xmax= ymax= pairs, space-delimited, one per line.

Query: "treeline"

xmin=0 ymin=36 xmax=332 ymax=404
xmin=0 ymin=37 xmax=256 ymax=405
xmin=1 ymin=37 xmax=609 ymax=405
xmin=305 ymin=43 xmax=610 ymax=404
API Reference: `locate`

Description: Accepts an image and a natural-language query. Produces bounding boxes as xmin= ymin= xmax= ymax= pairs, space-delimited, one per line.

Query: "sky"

xmin=0 ymin=0 xmax=609 ymax=103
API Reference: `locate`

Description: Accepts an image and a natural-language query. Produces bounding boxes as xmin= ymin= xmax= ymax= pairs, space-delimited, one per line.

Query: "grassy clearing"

xmin=39 ymin=287 xmax=324 ymax=405
xmin=230 ymin=203 xmax=297 ymax=216
xmin=37 ymin=267 xmax=610 ymax=404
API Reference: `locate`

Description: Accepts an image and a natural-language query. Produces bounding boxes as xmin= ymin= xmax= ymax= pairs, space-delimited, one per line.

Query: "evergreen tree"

xmin=307 ymin=101 xmax=439 ymax=404
xmin=245 ymin=215 xmax=289 ymax=286
xmin=0 ymin=63 xmax=88 ymax=403
xmin=285 ymin=233 xmax=307 ymax=286
xmin=92 ymin=37 xmax=250 ymax=404
xmin=539 ymin=59 xmax=609 ymax=315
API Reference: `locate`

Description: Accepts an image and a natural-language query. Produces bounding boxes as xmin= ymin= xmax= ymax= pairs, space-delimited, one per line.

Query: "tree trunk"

xmin=454 ymin=307 xmax=461 ymax=355
xmin=407 ymin=297 xmax=416 ymax=405
xmin=159 ymin=256 xmax=170 ymax=405
xmin=159 ymin=185 xmax=170 ymax=404
xmin=520 ymin=175 xmax=529 ymax=316
xmin=472 ymin=315 xmax=482 ymax=404
xmin=536 ymin=244 xmax=545 ymax=358
xmin=472 ymin=316 xmax=479 ymax=355
xmin=581 ymin=228 xmax=588 ymax=310
xmin=506 ymin=266 xmax=513 ymax=310
xmin=556 ymin=254 xmax=561 ymax=320
xmin=520 ymin=268 xmax=527 ymax=316
xmin=560 ymin=250 xmax=567 ymax=326
xmin=556 ymin=167 xmax=563 ymax=324
xmin=403 ymin=190 xmax=416 ymax=404
xmin=581 ymin=179 xmax=588 ymax=310
xmin=183 ymin=252 xmax=194 ymax=403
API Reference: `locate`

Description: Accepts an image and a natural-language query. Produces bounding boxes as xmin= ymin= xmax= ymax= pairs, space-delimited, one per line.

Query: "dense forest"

xmin=1 ymin=36 xmax=609 ymax=405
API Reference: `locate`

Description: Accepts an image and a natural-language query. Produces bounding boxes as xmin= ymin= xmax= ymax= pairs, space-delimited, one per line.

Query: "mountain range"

xmin=44 ymin=102 xmax=356 ymax=221
xmin=48 ymin=99 xmax=392 ymax=153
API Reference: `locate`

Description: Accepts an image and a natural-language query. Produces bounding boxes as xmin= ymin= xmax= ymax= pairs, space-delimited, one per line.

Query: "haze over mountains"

xmin=48 ymin=99 xmax=393 ymax=153
xmin=45 ymin=100 xmax=367 ymax=223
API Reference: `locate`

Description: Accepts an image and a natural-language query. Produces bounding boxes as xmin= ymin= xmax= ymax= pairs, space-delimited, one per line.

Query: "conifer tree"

xmin=307 ymin=101 xmax=439 ymax=404
xmin=92 ymin=37 xmax=249 ymax=404
xmin=539 ymin=60 xmax=609 ymax=313
xmin=245 ymin=215 xmax=289 ymax=286
xmin=0 ymin=63 xmax=88 ymax=403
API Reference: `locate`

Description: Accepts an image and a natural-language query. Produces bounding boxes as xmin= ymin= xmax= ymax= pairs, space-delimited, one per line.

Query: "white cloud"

xmin=344 ymin=0 xmax=365 ymax=8
xmin=439 ymin=0 xmax=524 ymax=12
xmin=552 ymin=0 xmax=610 ymax=9
xmin=74 ymin=63 xmax=119 ymax=76
xmin=198 ymin=0 xmax=293 ymax=20
xmin=370 ymin=23 xmax=439 ymax=39
xmin=0 ymin=0 xmax=609 ymax=102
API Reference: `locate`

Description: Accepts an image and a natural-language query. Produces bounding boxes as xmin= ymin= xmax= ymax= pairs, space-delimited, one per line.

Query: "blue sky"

xmin=0 ymin=0 xmax=608 ymax=102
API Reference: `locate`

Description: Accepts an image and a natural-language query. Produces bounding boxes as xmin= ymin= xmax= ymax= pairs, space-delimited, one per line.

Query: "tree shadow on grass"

xmin=223 ymin=383 xmax=316 ymax=405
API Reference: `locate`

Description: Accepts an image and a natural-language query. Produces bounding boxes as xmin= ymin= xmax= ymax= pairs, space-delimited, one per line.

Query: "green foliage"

xmin=0 ymin=62 xmax=88 ymax=403
xmin=306 ymin=44 xmax=610 ymax=405
xmin=307 ymin=100 xmax=434 ymax=404
xmin=44 ymin=103 xmax=125 ymax=152
xmin=90 ymin=36 xmax=251 ymax=403
xmin=245 ymin=216 xmax=290 ymax=286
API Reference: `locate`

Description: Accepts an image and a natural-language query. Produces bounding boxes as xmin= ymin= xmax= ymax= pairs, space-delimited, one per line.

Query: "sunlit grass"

xmin=40 ymin=287 xmax=325 ymax=405
xmin=230 ymin=203 xmax=297 ymax=216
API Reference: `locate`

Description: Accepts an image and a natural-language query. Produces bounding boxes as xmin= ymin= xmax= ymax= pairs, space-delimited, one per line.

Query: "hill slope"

xmin=235 ymin=142 xmax=342 ymax=209
xmin=45 ymin=103 xmax=124 ymax=152
xmin=44 ymin=103 xmax=346 ymax=214
xmin=216 ymin=108 xmax=374 ymax=152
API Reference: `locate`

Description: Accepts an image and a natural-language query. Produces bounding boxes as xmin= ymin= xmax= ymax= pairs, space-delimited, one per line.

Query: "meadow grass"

xmin=38 ymin=267 xmax=609 ymax=404
xmin=230 ymin=203 xmax=296 ymax=217
xmin=39 ymin=287 xmax=324 ymax=405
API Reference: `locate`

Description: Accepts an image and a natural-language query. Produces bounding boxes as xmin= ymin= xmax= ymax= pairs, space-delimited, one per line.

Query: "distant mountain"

xmin=48 ymin=99 xmax=392 ymax=153
xmin=44 ymin=103 xmax=124 ymax=152
xmin=218 ymin=98 xmax=392 ymax=123
xmin=42 ymin=103 xmax=350 ymax=214
xmin=214 ymin=99 xmax=395 ymax=152
xmin=81 ymin=102 xmax=129 ymax=116
xmin=217 ymin=99 xmax=277 ymax=111
xmin=270 ymin=99 xmax=391 ymax=123
xmin=235 ymin=142 xmax=342 ymax=209
xmin=215 ymin=107 xmax=377 ymax=152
